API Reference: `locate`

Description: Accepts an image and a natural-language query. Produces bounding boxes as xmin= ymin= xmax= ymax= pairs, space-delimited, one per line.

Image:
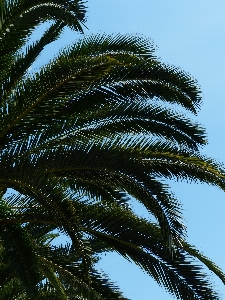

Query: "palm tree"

xmin=0 ymin=0 xmax=225 ymax=299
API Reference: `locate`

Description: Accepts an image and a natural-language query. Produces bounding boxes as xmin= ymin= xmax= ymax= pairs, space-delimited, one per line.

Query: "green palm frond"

xmin=0 ymin=200 xmax=41 ymax=296
xmin=76 ymin=202 xmax=223 ymax=300
xmin=2 ymin=21 xmax=65 ymax=96
xmin=0 ymin=1 xmax=86 ymax=91
xmin=0 ymin=202 xmax=129 ymax=299
xmin=1 ymin=191 xmax=224 ymax=300
xmin=1 ymin=34 xmax=201 ymax=145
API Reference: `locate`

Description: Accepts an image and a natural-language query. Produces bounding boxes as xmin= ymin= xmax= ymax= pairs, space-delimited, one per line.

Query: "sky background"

xmin=34 ymin=1 xmax=225 ymax=299
xmin=85 ymin=1 xmax=225 ymax=299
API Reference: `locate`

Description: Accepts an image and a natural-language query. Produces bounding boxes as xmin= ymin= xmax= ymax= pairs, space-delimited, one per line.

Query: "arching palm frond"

xmin=0 ymin=195 xmax=130 ymax=300
xmin=1 ymin=193 xmax=224 ymax=300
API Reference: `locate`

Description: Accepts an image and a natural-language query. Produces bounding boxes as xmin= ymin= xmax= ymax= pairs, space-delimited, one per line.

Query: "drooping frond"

xmin=1 ymin=192 xmax=224 ymax=300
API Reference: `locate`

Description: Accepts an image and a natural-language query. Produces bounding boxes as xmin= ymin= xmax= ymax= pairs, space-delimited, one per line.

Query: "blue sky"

xmin=32 ymin=1 xmax=225 ymax=299
xmin=84 ymin=1 xmax=225 ymax=299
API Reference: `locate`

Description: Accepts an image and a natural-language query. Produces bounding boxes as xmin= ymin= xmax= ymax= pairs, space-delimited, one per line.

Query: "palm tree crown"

xmin=0 ymin=1 xmax=225 ymax=299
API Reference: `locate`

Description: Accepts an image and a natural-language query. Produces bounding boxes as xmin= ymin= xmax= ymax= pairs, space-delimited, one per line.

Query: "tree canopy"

xmin=0 ymin=1 xmax=225 ymax=299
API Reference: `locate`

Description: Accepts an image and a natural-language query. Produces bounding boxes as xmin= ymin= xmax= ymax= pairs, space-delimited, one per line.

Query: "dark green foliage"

xmin=0 ymin=0 xmax=225 ymax=299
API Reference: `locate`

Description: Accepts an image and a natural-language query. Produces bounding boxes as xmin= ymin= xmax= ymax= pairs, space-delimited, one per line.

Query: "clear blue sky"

xmin=34 ymin=1 xmax=225 ymax=299
xmin=85 ymin=1 xmax=225 ymax=299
